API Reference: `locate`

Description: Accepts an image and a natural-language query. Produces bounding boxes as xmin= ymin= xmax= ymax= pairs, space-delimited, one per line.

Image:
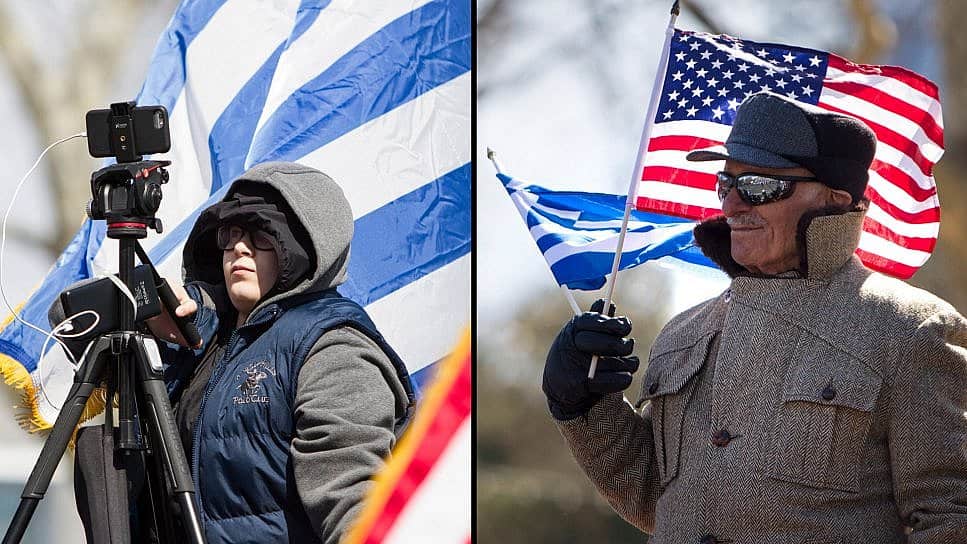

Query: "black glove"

xmin=542 ymin=299 xmax=639 ymax=421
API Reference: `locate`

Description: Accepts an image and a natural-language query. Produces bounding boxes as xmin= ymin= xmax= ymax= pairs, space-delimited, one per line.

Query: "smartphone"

xmin=86 ymin=105 xmax=171 ymax=159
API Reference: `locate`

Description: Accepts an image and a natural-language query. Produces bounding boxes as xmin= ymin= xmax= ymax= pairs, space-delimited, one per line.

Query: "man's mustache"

xmin=726 ymin=214 xmax=766 ymax=228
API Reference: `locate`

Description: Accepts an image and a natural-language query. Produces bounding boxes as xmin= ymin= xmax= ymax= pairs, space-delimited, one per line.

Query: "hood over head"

xmin=183 ymin=161 xmax=353 ymax=314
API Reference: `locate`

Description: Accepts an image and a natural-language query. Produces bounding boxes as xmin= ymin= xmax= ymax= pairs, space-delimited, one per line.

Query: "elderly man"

xmin=543 ymin=92 xmax=967 ymax=543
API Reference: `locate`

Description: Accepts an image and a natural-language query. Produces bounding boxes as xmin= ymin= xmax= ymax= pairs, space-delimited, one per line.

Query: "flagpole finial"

xmin=486 ymin=147 xmax=504 ymax=174
xmin=671 ymin=0 xmax=680 ymax=16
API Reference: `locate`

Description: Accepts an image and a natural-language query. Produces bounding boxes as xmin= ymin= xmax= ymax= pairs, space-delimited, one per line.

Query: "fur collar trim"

xmin=692 ymin=205 xmax=866 ymax=280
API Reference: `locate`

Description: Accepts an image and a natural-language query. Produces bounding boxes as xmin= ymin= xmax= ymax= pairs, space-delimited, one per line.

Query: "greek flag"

xmin=498 ymin=172 xmax=713 ymax=290
xmin=0 ymin=0 xmax=470 ymax=430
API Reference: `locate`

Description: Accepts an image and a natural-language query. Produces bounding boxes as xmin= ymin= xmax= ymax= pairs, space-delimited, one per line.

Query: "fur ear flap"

xmin=693 ymin=215 xmax=747 ymax=278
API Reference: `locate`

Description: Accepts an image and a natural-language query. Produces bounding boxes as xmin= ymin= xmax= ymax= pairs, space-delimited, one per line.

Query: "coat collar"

xmin=692 ymin=205 xmax=866 ymax=281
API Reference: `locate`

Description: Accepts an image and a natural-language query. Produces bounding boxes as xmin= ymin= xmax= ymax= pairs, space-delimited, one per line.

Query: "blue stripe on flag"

xmin=206 ymin=0 xmax=338 ymax=192
xmin=248 ymin=0 xmax=471 ymax=164
xmin=410 ymin=358 xmax=441 ymax=392
xmin=670 ymin=245 xmax=717 ymax=268
xmin=291 ymin=0 xmax=331 ymax=44
xmin=0 ymin=220 xmax=101 ymax=372
xmin=498 ymin=172 xmax=714 ymax=290
xmin=207 ymin=43 xmax=287 ymax=193
xmin=340 ymin=162 xmax=471 ymax=307
xmin=549 ymin=226 xmax=698 ymax=291
xmin=136 ymin=0 xmax=229 ymax=110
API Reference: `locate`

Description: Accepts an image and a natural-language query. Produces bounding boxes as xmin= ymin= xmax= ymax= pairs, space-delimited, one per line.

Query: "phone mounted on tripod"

xmin=3 ymin=101 xmax=207 ymax=544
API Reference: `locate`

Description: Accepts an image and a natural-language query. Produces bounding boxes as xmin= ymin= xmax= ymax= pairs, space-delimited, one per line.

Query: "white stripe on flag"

xmin=637 ymin=181 xmax=721 ymax=210
xmin=186 ymin=0 xmax=297 ymax=129
xmin=296 ymin=72 xmax=470 ymax=218
xmin=818 ymin=88 xmax=943 ymax=163
xmin=156 ymin=94 xmax=218 ymax=236
xmin=867 ymin=172 xmax=939 ymax=214
xmin=541 ymin=224 xmax=695 ymax=267
xmin=648 ymin=118 xmax=731 ymax=140
xmin=509 ymin=191 xmax=582 ymax=222
xmin=643 ymin=150 xmax=721 ymax=174
xmin=382 ymin=418 xmax=471 ymax=544
xmin=862 ymin=139 xmax=936 ymax=191
xmin=527 ymin=215 xmax=679 ymax=242
xmin=858 ymin=231 xmax=932 ymax=267
xmin=364 ymin=255 xmax=469 ymax=375
xmin=865 ymin=203 xmax=940 ymax=239
xmin=254 ymin=0 xmax=433 ymax=136
xmin=825 ymin=66 xmax=944 ymax=130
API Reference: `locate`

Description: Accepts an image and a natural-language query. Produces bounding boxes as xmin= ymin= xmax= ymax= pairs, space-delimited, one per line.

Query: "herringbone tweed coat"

xmin=556 ymin=209 xmax=967 ymax=543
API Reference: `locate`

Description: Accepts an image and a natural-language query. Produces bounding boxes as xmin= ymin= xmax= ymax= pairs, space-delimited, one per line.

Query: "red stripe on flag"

xmin=865 ymin=186 xmax=940 ymax=225
xmin=641 ymin=166 xmax=717 ymax=191
xmin=635 ymin=195 xmax=720 ymax=220
xmin=822 ymin=80 xmax=943 ymax=150
xmin=870 ymin=159 xmax=937 ymax=202
xmin=855 ymin=247 xmax=918 ymax=279
xmin=819 ymin=100 xmax=935 ymax=176
xmin=647 ymin=135 xmax=721 ymax=153
xmin=365 ymin=354 xmax=471 ymax=544
xmin=861 ymin=216 xmax=938 ymax=253
xmin=827 ymin=54 xmax=940 ymax=101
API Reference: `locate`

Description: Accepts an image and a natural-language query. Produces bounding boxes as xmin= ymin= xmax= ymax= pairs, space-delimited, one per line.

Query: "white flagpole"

xmin=588 ymin=1 xmax=680 ymax=379
xmin=487 ymin=147 xmax=583 ymax=317
xmin=561 ymin=286 xmax=582 ymax=316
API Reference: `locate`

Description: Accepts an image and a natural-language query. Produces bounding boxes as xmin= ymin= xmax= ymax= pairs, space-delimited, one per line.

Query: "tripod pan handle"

xmin=156 ymin=278 xmax=202 ymax=348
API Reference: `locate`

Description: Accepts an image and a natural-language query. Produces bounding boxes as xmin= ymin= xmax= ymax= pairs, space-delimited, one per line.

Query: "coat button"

xmin=821 ymin=386 xmax=836 ymax=401
xmin=648 ymin=381 xmax=659 ymax=395
xmin=711 ymin=429 xmax=732 ymax=447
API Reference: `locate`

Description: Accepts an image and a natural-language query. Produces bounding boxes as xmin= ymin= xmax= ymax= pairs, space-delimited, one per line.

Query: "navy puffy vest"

xmin=163 ymin=286 xmax=416 ymax=543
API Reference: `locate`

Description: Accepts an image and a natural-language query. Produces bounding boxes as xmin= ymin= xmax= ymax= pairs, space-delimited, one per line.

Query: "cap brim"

xmin=685 ymin=142 xmax=800 ymax=169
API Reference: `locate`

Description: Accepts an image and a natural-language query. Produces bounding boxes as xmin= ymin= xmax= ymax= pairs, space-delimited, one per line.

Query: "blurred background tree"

xmin=477 ymin=0 xmax=965 ymax=542
xmin=0 ymin=3 xmax=177 ymax=542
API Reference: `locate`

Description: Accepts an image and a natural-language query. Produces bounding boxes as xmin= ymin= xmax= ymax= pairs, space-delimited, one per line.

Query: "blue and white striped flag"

xmin=498 ymin=172 xmax=714 ymax=291
xmin=0 ymin=0 xmax=470 ymax=431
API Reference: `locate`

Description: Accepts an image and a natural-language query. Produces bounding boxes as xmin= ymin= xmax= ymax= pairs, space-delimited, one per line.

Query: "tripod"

xmin=3 ymin=166 xmax=206 ymax=543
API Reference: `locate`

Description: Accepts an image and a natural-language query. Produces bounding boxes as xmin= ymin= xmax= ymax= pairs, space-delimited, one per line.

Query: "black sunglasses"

xmin=716 ymin=171 xmax=818 ymax=206
xmin=216 ymin=225 xmax=275 ymax=251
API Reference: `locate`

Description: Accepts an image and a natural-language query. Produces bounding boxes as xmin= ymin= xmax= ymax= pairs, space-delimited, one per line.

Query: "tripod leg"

xmin=131 ymin=336 xmax=206 ymax=544
xmin=3 ymin=337 xmax=113 ymax=544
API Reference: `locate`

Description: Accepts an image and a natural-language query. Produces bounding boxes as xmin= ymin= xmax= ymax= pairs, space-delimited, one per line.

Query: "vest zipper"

xmin=189 ymin=326 xmax=240 ymax=519
xmin=187 ymin=306 xmax=280 ymax=519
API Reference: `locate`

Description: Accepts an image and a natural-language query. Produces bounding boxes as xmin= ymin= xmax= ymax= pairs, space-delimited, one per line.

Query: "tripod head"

xmin=87 ymin=160 xmax=171 ymax=238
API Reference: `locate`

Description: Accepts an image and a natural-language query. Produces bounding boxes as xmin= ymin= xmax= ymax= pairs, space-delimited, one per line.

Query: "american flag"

xmin=637 ymin=29 xmax=943 ymax=279
xmin=344 ymin=330 xmax=471 ymax=544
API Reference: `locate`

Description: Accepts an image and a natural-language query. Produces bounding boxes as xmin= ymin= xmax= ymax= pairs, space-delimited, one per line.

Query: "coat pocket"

xmin=768 ymin=335 xmax=883 ymax=493
xmin=638 ymin=333 xmax=714 ymax=487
